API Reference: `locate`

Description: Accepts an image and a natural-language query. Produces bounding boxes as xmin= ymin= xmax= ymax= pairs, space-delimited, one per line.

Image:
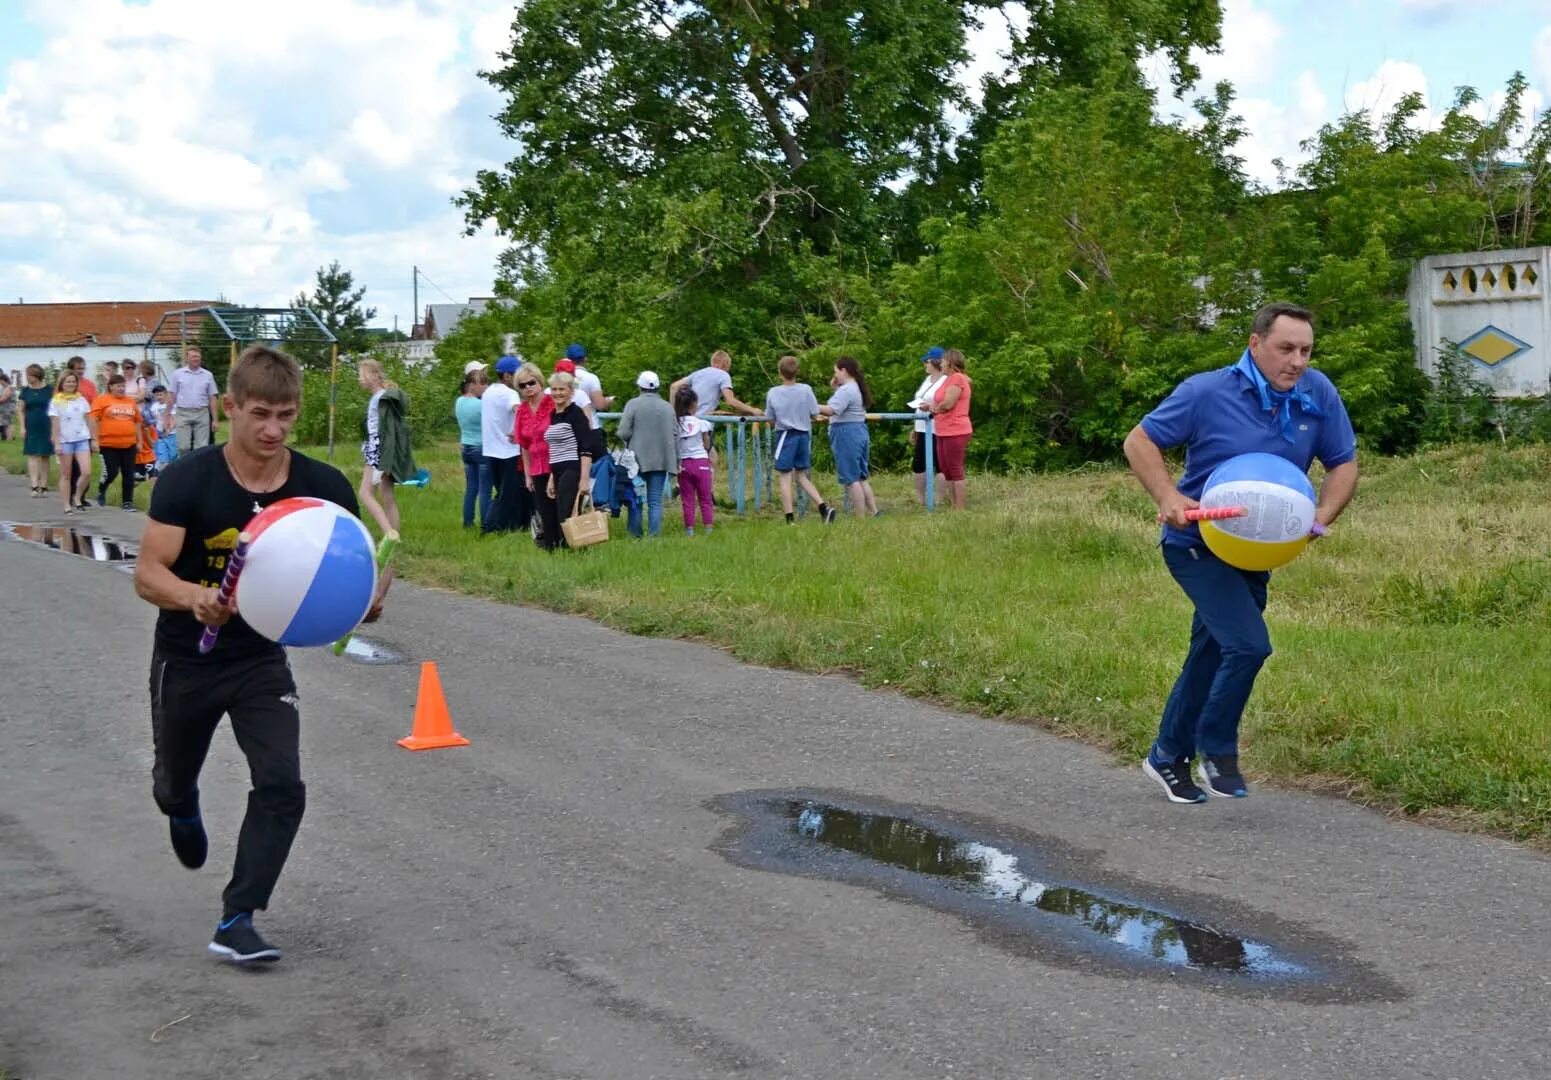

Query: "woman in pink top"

xmin=927 ymin=348 xmax=973 ymax=509
xmin=512 ymin=362 xmax=553 ymax=544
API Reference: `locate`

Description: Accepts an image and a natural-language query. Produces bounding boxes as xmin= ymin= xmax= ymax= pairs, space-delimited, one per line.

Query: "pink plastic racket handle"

xmin=197 ymin=532 xmax=251 ymax=655
xmin=1182 ymin=506 xmax=1248 ymax=522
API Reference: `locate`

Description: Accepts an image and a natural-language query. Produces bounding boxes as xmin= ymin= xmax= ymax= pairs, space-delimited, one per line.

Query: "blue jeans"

xmin=460 ymin=444 xmax=492 ymax=528
xmin=627 ymin=470 xmax=668 ymax=537
xmin=1154 ymin=543 xmax=1272 ymax=760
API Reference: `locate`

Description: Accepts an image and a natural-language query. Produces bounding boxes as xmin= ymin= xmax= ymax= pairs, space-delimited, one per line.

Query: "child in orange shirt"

xmin=90 ymin=373 xmax=144 ymax=510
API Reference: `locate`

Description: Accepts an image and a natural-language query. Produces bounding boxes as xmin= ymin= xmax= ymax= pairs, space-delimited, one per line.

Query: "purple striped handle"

xmin=197 ymin=532 xmax=252 ymax=655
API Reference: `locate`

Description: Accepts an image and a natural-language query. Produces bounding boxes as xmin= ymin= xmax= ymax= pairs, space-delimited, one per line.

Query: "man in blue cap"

xmin=481 ymin=354 xmax=528 ymax=533
xmin=908 ymin=347 xmax=948 ymax=505
xmin=1123 ymin=302 xmax=1357 ymax=804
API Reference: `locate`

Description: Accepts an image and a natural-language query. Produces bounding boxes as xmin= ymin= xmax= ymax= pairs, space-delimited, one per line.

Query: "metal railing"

xmin=594 ymin=411 xmax=937 ymax=513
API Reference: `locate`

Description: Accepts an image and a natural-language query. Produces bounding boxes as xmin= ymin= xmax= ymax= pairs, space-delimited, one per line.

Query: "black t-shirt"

xmin=149 ymin=444 xmax=360 ymax=660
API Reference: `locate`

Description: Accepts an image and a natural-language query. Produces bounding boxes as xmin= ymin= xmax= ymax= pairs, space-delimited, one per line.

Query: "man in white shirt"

xmin=480 ymin=355 xmax=525 ymax=534
xmin=169 ymin=346 xmax=221 ymax=452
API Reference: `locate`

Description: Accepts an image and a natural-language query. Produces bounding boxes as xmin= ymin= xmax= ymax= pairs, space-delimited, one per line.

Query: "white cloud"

xmin=0 ymin=0 xmax=515 ymax=327
xmin=1344 ymin=59 xmax=1432 ymax=122
xmin=1189 ymin=0 xmax=1283 ymax=93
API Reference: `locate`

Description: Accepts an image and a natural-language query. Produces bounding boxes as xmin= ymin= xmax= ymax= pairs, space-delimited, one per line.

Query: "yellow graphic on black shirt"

xmin=201 ymin=527 xmax=240 ymax=587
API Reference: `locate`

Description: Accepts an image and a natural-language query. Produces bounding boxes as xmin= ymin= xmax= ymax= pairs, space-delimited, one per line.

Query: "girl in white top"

xmin=674 ymin=387 xmax=716 ymax=534
xmin=47 ymin=371 xmax=94 ymax=513
xmin=676 ymin=413 xmax=712 ymax=459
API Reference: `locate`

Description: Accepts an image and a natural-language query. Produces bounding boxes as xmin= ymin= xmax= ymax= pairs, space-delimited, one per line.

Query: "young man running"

xmin=134 ymin=345 xmax=386 ymax=964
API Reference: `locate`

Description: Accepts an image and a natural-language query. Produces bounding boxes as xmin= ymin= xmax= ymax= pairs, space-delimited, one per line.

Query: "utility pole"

xmin=411 ymin=265 xmax=418 ymax=338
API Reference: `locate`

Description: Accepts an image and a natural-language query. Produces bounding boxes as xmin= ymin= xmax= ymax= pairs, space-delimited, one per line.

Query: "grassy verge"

xmin=6 ymin=438 xmax=1550 ymax=842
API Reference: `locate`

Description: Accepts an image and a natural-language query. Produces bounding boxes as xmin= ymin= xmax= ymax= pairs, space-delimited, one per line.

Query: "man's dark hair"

xmin=1251 ymin=302 xmax=1315 ymax=338
xmin=229 ymin=344 xmax=302 ymax=405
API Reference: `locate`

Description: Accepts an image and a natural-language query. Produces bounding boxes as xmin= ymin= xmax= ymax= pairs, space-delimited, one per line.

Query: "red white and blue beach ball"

xmin=237 ymin=498 xmax=378 ymax=647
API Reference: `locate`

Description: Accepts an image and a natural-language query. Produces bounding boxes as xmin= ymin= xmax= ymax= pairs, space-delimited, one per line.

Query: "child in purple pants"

xmin=674 ymin=387 xmax=715 ymax=535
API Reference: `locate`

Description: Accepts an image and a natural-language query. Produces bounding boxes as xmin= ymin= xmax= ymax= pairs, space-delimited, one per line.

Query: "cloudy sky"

xmin=1 ymin=0 xmax=1546 ymax=331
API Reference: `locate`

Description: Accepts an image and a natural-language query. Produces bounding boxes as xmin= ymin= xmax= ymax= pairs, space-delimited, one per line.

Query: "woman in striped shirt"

xmin=539 ymin=372 xmax=597 ymax=549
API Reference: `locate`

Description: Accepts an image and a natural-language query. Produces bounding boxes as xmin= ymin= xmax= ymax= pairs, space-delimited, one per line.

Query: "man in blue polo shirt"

xmin=1123 ymin=302 xmax=1358 ymax=804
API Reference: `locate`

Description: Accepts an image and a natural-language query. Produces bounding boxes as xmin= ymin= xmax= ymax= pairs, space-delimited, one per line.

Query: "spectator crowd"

xmin=456 ymin=344 xmax=974 ymax=548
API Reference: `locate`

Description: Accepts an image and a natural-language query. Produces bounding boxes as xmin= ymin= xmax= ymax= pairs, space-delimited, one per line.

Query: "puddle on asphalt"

xmin=340 ymin=636 xmax=404 ymax=664
xmin=712 ymin=790 xmax=1407 ymax=1002
xmin=3 ymin=522 xmax=138 ymax=562
xmin=788 ymin=801 xmax=1296 ymax=975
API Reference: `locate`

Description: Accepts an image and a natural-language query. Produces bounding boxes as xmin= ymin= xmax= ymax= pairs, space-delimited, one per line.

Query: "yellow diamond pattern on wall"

xmin=1459 ymin=325 xmax=1532 ymax=367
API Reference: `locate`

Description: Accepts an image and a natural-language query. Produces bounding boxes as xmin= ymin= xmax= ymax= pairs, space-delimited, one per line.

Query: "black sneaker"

xmin=1142 ymin=753 xmax=1208 ymax=804
xmin=169 ymin=813 xmax=207 ymax=869
xmin=122 ymin=502 xmax=138 ymax=513
xmin=1199 ymin=754 xmax=1249 ymax=798
xmin=96 ymin=492 xmax=106 ymax=507
xmin=821 ymin=505 xmax=837 ymax=524
xmin=208 ymin=913 xmax=281 ymax=964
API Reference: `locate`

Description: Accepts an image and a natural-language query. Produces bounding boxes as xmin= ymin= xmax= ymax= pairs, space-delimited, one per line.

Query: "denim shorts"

xmin=827 ymin=422 xmax=870 ymax=485
xmin=773 ymin=430 xmax=811 ymax=472
xmin=59 ymin=438 xmax=90 ymax=454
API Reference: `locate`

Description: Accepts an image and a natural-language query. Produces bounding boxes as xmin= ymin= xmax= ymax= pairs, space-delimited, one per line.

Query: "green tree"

xmin=459 ymin=0 xmax=1223 ymax=375
xmin=290 ymin=261 xmax=377 ymax=368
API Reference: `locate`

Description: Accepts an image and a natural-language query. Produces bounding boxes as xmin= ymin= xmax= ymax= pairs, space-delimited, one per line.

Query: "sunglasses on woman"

xmin=517 ymin=380 xmax=539 ymax=389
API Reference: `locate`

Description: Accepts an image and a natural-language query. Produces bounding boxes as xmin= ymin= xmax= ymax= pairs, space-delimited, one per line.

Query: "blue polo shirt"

xmin=1141 ymin=364 xmax=1356 ymax=547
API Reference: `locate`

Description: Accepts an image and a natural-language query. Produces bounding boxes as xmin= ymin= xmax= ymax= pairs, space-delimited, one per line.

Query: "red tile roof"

xmin=0 ymin=301 xmax=222 ymax=348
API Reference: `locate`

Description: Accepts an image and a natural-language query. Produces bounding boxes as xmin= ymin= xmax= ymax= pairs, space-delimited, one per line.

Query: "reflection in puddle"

xmin=788 ymin=801 xmax=1299 ymax=976
xmin=4 ymin=522 xmax=138 ymax=562
xmin=341 ymin=636 xmax=403 ymax=664
xmin=708 ymin=790 xmax=1411 ymax=1000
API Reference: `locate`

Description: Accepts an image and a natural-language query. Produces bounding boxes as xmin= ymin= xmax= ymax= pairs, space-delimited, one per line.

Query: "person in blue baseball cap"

xmin=908 ymin=348 xmax=948 ymax=505
xmin=480 ymin=355 xmax=529 ymax=533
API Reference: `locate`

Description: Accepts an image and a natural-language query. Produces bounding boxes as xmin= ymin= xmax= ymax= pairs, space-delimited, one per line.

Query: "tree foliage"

xmin=461 ymin=0 xmax=1551 ymax=464
xmin=289 ymin=261 xmax=378 ymax=369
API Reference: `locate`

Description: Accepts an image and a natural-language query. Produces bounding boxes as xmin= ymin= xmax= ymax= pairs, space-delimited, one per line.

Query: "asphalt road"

xmin=1 ymin=474 xmax=1548 ymax=1080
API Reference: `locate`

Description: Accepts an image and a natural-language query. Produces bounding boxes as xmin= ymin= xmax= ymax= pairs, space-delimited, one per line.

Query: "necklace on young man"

xmin=224 ymin=445 xmax=288 ymax=514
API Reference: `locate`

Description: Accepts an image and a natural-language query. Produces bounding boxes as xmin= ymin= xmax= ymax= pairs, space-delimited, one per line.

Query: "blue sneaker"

xmin=208 ymin=913 xmax=280 ymax=964
xmin=1199 ymin=754 xmax=1249 ymax=798
xmin=1143 ymin=751 xmax=1208 ymax=804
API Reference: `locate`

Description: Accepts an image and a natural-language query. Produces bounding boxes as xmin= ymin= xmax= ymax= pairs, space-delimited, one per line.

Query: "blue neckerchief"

xmin=1233 ymin=349 xmax=1321 ymax=443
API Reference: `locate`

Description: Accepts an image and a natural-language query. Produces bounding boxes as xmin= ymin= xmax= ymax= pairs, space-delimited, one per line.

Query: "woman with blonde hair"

xmin=927 ymin=348 xmax=973 ymax=509
xmin=357 ymin=357 xmax=417 ymax=536
xmin=512 ymin=361 xmax=551 ymax=542
xmin=48 ymin=369 xmax=95 ymax=513
xmin=538 ymin=371 xmax=597 ymax=549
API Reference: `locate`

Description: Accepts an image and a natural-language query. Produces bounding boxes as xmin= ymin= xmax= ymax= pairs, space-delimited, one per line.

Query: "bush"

xmin=294 ymin=352 xmax=463 ymax=451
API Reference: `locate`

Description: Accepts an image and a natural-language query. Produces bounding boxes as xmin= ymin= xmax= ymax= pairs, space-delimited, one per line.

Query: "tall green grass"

xmin=6 ymin=438 xmax=1549 ymax=840
xmin=374 ymin=441 xmax=1551 ymax=842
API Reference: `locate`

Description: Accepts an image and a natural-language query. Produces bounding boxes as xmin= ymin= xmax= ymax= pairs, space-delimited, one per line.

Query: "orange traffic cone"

xmin=398 ymin=661 xmax=470 ymax=751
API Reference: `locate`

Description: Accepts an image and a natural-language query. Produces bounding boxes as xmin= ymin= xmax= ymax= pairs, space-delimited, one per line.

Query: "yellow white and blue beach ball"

xmin=1198 ymin=453 xmax=1317 ymax=571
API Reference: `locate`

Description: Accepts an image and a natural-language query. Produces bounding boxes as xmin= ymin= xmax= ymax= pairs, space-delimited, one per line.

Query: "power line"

xmin=414 ymin=267 xmax=458 ymax=303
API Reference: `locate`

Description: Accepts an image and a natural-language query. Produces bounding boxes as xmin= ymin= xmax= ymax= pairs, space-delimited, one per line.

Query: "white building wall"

xmin=1 ymin=344 xmax=181 ymax=387
xmin=1408 ymin=247 xmax=1550 ymax=397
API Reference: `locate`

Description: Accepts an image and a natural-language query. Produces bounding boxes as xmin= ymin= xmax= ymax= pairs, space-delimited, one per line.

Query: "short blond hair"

xmin=549 ymin=371 xmax=577 ymax=391
xmin=517 ymin=361 xmax=544 ymax=386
